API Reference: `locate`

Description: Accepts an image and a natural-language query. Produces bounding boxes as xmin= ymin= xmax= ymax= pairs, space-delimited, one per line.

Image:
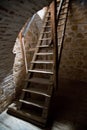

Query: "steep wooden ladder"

xmin=57 ymin=0 xmax=70 ymax=64
xmin=7 ymin=0 xmax=70 ymax=127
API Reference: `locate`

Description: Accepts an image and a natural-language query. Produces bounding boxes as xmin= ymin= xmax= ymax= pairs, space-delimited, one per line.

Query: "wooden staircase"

xmin=7 ymin=0 xmax=70 ymax=127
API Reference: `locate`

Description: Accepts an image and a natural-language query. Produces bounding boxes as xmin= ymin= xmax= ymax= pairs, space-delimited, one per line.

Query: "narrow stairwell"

xmin=7 ymin=0 xmax=70 ymax=127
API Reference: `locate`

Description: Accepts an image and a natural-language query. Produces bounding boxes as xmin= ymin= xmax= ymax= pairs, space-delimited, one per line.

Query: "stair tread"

xmin=43 ymin=26 xmax=51 ymax=28
xmin=41 ymin=31 xmax=51 ymax=34
xmin=31 ymin=60 xmax=53 ymax=64
xmin=7 ymin=107 xmax=46 ymax=126
xmin=62 ymin=6 xmax=68 ymax=10
xmin=28 ymin=69 xmax=53 ymax=74
xmin=36 ymin=52 xmax=53 ymax=55
xmin=60 ymin=12 xmax=67 ymax=15
xmin=19 ymin=99 xmax=46 ymax=109
xmin=59 ymin=17 xmax=66 ymax=20
xmin=23 ymin=87 xmax=51 ymax=97
xmin=46 ymin=15 xmax=50 ymax=18
xmin=39 ymin=38 xmax=51 ymax=40
xmin=27 ymin=77 xmax=53 ymax=85
xmin=63 ymin=1 xmax=69 ymax=6
xmin=37 ymin=45 xmax=52 ymax=48
xmin=58 ymin=23 xmax=64 ymax=26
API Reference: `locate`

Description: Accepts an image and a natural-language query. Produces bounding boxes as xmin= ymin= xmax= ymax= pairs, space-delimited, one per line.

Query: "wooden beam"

xmin=19 ymin=31 xmax=28 ymax=73
xmin=50 ymin=0 xmax=58 ymax=89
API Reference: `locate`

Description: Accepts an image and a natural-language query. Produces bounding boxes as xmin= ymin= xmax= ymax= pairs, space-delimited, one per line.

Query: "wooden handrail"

xmin=22 ymin=14 xmax=36 ymax=37
xmin=19 ymin=31 xmax=28 ymax=73
xmin=19 ymin=14 xmax=37 ymax=73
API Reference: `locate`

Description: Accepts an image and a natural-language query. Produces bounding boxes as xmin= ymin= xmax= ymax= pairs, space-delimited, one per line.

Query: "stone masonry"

xmin=59 ymin=0 xmax=87 ymax=82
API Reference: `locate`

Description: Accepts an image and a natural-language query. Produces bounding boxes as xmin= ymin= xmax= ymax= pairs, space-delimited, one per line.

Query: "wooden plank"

xmin=36 ymin=52 xmax=53 ymax=55
xmin=31 ymin=60 xmax=53 ymax=64
xmin=28 ymin=48 xmax=35 ymax=52
xmin=7 ymin=108 xmax=46 ymax=127
xmin=59 ymin=17 xmax=66 ymax=20
xmin=57 ymin=0 xmax=70 ymax=64
xmin=41 ymin=31 xmax=51 ymax=34
xmin=42 ymin=25 xmax=51 ymax=28
xmin=26 ymin=77 xmax=53 ymax=85
xmin=36 ymin=45 xmax=49 ymax=48
xmin=19 ymin=31 xmax=28 ymax=73
xmin=28 ymin=69 xmax=53 ymax=74
xmin=50 ymin=0 xmax=58 ymax=89
xmin=19 ymin=99 xmax=46 ymax=109
xmin=39 ymin=37 xmax=51 ymax=40
xmin=23 ymin=88 xmax=51 ymax=97
xmin=60 ymin=12 xmax=67 ymax=15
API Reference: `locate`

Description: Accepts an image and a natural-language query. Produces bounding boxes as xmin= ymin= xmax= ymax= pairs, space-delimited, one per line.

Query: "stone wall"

xmin=59 ymin=0 xmax=87 ymax=82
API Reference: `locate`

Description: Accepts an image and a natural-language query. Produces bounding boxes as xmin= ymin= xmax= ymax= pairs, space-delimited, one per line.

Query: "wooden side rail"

xmin=19 ymin=31 xmax=28 ymax=73
xmin=50 ymin=0 xmax=58 ymax=89
xmin=19 ymin=14 xmax=37 ymax=73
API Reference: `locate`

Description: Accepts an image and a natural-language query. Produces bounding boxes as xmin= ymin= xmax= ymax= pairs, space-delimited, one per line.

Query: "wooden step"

xmin=59 ymin=17 xmax=66 ymax=20
xmin=23 ymin=88 xmax=51 ymax=97
xmin=43 ymin=26 xmax=51 ymax=28
xmin=36 ymin=52 xmax=53 ymax=55
xmin=28 ymin=48 xmax=35 ymax=52
xmin=46 ymin=15 xmax=50 ymax=18
xmin=57 ymin=36 xmax=62 ymax=39
xmin=36 ymin=45 xmax=49 ymax=48
xmin=58 ymin=23 xmax=64 ymax=26
xmin=63 ymin=1 xmax=69 ymax=6
xmin=57 ymin=0 xmax=60 ymax=5
xmin=57 ymin=29 xmax=64 ymax=32
xmin=36 ymin=45 xmax=53 ymax=48
xmin=45 ymin=20 xmax=51 ymax=23
xmin=41 ymin=31 xmax=51 ymax=34
xmin=19 ymin=99 xmax=47 ymax=109
xmin=7 ymin=107 xmax=46 ymax=127
xmin=39 ymin=38 xmax=51 ymax=41
xmin=60 ymin=12 xmax=67 ymax=15
xmin=31 ymin=60 xmax=53 ymax=64
xmin=27 ymin=77 xmax=53 ymax=85
xmin=28 ymin=69 xmax=53 ymax=74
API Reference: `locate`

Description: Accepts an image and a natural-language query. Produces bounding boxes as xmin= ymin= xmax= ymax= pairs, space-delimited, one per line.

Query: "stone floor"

xmin=0 ymin=110 xmax=75 ymax=130
xmin=0 ymin=78 xmax=87 ymax=130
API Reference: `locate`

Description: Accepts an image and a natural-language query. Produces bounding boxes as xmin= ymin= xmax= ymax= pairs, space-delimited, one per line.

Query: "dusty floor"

xmin=0 ymin=78 xmax=87 ymax=130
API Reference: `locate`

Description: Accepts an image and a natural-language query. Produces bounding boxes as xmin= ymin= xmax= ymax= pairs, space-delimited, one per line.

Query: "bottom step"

xmin=7 ymin=106 xmax=46 ymax=127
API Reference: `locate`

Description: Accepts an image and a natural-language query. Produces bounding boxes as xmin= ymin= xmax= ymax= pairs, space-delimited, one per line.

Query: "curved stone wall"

xmin=59 ymin=0 xmax=87 ymax=82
